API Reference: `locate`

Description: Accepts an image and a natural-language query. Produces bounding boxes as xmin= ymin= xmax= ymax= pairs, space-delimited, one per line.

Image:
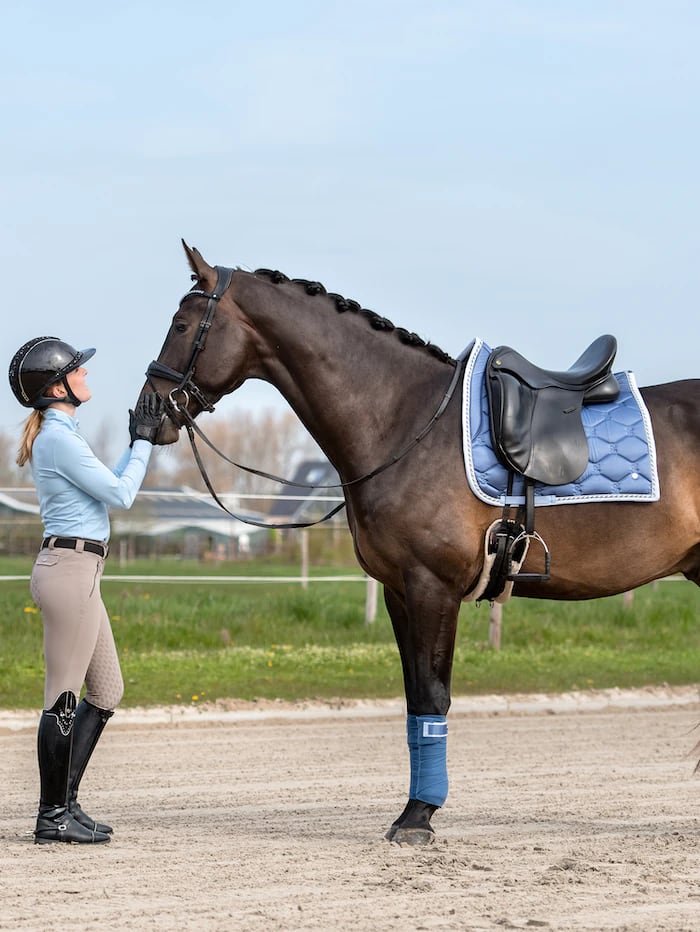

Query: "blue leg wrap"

xmin=406 ymin=715 xmax=419 ymax=797
xmin=407 ymin=714 xmax=449 ymax=807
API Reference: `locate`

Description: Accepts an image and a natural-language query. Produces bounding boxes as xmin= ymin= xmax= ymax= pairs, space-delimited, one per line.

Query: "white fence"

xmin=0 ymin=564 xmax=380 ymax=625
xmin=1 ymin=489 xmax=683 ymax=641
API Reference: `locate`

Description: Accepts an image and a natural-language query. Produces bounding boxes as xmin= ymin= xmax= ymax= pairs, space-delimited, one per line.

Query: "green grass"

xmin=0 ymin=556 xmax=698 ymax=708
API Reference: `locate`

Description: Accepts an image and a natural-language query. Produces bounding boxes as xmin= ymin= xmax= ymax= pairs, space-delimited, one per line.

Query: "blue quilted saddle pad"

xmin=461 ymin=338 xmax=660 ymax=506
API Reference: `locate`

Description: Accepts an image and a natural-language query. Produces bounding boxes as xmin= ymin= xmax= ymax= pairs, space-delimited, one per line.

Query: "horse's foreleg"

xmin=384 ymin=579 xmax=460 ymax=845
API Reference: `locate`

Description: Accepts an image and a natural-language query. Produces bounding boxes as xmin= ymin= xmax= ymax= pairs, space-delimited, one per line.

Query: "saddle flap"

xmin=487 ymin=360 xmax=590 ymax=485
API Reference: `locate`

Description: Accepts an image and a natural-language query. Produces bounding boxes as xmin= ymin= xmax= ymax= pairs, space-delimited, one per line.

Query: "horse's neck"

xmin=240 ymin=281 xmax=446 ymax=478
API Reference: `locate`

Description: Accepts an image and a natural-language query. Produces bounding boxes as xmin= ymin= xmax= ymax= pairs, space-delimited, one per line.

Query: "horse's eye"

xmin=174 ymin=321 xmax=187 ymax=334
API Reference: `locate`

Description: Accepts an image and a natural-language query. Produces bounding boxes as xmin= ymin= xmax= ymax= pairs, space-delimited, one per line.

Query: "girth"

xmin=486 ymin=334 xmax=619 ymax=486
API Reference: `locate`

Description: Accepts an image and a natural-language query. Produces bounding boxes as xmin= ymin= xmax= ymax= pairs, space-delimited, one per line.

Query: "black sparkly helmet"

xmin=8 ymin=337 xmax=96 ymax=409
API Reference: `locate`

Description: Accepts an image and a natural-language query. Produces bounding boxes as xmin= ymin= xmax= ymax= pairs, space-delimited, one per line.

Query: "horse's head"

xmin=137 ymin=240 xmax=252 ymax=444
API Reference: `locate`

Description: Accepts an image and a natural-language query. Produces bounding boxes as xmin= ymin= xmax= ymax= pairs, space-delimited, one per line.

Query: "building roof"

xmin=111 ymin=487 xmax=266 ymax=539
xmin=267 ymin=460 xmax=343 ymax=522
xmin=0 ymin=486 xmax=267 ymax=539
xmin=0 ymin=472 xmax=344 ymax=536
xmin=0 ymin=490 xmax=40 ymax=516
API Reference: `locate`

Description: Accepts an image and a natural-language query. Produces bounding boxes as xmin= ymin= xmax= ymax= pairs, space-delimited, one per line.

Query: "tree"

xmin=0 ymin=429 xmax=23 ymax=485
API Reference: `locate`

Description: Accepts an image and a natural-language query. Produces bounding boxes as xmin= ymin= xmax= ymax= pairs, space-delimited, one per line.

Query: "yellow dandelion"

xmin=192 ymin=695 xmax=199 ymax=702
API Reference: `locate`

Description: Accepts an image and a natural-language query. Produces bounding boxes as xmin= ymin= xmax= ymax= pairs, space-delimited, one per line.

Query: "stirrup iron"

xmin=507 ymin=528 xmax=551 ymax=584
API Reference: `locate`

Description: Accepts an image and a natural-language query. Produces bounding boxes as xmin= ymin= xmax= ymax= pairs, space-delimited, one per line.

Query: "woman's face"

xmin=66 ymin=366 xmax=92 ymax=403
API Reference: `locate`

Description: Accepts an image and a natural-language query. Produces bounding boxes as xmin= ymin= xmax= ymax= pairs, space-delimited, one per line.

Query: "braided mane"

xmin=253 ymin=268 xmax=455 ymax=365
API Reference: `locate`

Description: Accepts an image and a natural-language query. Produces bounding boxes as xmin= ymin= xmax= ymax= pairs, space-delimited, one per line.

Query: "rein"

xmin=147 ymin=264 xmax=470 ymax=530
xmin=184 ymin=422 xmax=347 ymax=530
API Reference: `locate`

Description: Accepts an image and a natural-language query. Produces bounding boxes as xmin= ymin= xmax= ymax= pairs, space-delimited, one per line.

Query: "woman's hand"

xmin=129 ymin=393 xmax=164 ymax=445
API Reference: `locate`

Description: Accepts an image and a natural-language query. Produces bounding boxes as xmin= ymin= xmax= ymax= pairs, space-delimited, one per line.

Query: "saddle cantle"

xmin=486 ymin=334 xmax=620 ymax=486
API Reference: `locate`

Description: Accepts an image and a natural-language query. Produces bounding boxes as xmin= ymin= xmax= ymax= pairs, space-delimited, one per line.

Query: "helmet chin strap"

xmin=60 ymin=375 xmax=83 ymax=407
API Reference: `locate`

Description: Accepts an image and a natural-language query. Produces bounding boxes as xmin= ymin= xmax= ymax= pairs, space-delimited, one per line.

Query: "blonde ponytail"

xmin=16 ymin=410 xmax=44 ymax=467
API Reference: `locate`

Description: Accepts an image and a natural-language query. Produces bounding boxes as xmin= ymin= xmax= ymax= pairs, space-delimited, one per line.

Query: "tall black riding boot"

xmin=67 ymin=699 xmax=114 ymax=834
xmin=34 ymin=691 xmax=110 ymax=845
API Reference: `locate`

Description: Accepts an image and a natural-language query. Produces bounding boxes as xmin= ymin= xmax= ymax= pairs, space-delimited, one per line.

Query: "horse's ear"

xmin=181 ymin=239 xmax=213 ymax=281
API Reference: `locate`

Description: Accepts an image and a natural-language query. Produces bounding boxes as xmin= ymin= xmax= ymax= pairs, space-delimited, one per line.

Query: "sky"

xmin=2 ymin=1 xmax=699 ymax=463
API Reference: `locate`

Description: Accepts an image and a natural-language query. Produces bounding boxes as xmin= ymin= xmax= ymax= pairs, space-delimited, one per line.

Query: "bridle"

xmin=145 ymin=264 xmax=470 ymax=529
xmin=146 ymin=264 xmax=234 ymax=417
xmin=145 ymin=264 xmax=349 ymax=528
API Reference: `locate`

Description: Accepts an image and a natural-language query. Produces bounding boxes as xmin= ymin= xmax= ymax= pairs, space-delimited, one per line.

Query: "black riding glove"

xmin=129 ymin=393 xmax=164 ymax=446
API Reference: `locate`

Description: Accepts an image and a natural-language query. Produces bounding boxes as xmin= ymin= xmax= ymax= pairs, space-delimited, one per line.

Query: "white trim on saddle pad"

xmin=461 ymin=337 xmax=661 ymax=508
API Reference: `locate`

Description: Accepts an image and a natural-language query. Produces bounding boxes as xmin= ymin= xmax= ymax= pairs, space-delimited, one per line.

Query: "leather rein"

xmin=146 ymin=265 xmax=468 ymax=530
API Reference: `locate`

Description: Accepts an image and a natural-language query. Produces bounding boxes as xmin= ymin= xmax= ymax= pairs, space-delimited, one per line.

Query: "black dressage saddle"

xmin=486 ymin=334 xmax=620 ymax=486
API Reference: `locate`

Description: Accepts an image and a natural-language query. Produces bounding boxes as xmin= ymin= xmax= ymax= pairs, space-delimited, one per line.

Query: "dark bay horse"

xmin=139 ymin=242 xmax=700 ymax=844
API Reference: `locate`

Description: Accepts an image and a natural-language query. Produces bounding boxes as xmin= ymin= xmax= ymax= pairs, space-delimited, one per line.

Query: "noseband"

xmin=146 ymin=264 xmax=234 ymax=416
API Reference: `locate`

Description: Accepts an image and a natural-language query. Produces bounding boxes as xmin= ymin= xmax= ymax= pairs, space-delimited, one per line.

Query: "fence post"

xmin=300 ymin=530 xmax=309 ymax=590
xmin=365 ymin=576 xmax=378 ymax=625
xmin=489 ymin=602 xmax=502 ymax=649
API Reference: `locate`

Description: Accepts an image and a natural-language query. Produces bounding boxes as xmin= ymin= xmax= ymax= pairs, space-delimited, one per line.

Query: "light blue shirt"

xmin=30 ymin=408 xmax=152 ymax=542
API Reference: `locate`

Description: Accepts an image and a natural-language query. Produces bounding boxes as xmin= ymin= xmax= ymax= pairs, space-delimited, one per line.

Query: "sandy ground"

xmin=1 ymin=688 xmax=699 ymax=932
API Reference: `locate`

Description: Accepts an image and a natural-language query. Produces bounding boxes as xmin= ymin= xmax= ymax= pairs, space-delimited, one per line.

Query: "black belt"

xmin=42 ymin=536 xmax=108 ymax=558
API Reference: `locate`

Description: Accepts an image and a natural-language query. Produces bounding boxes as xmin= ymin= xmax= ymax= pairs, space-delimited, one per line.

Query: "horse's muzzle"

xmin=155 ymin=413 xmax=182 ymax=446
xmin=135 ymin=383 xmax=182 ymax=445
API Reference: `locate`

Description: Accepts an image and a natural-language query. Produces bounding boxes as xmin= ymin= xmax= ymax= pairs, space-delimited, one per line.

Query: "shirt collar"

xmin=43 ymin=408 xmax=79 ymax=430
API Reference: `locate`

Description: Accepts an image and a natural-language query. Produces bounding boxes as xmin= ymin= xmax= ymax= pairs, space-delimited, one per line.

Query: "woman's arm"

xmin=53 ymin=432 xmax=152 ymax=509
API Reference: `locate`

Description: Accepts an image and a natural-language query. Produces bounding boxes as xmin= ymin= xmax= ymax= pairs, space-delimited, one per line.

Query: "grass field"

xmin=0 ymin=556 xmax=698 ymax=709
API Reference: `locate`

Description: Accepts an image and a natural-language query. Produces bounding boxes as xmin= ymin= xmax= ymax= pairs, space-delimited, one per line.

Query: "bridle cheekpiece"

xmin=146 ymin=264 xmax=234 ymax=418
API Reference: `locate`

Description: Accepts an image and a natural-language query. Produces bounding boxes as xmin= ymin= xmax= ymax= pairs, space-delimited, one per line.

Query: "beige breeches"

xmin=30 ymin=546 xmax=124 ymax=711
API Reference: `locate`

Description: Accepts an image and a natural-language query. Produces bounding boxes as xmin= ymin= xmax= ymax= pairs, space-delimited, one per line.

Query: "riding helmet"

xmin=8 ymin=337 xmax=96 ymax=409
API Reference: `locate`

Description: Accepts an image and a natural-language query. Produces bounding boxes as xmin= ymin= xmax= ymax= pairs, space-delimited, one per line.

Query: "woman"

xmin=8 ymin=336 xmax=163 ymax=845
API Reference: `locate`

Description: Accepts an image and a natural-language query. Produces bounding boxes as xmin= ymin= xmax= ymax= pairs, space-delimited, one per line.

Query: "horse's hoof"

xmin=390 ymin=827 xmax=435 ymax=846
xmin=384 ymin=824 xmax=399 ymax=842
